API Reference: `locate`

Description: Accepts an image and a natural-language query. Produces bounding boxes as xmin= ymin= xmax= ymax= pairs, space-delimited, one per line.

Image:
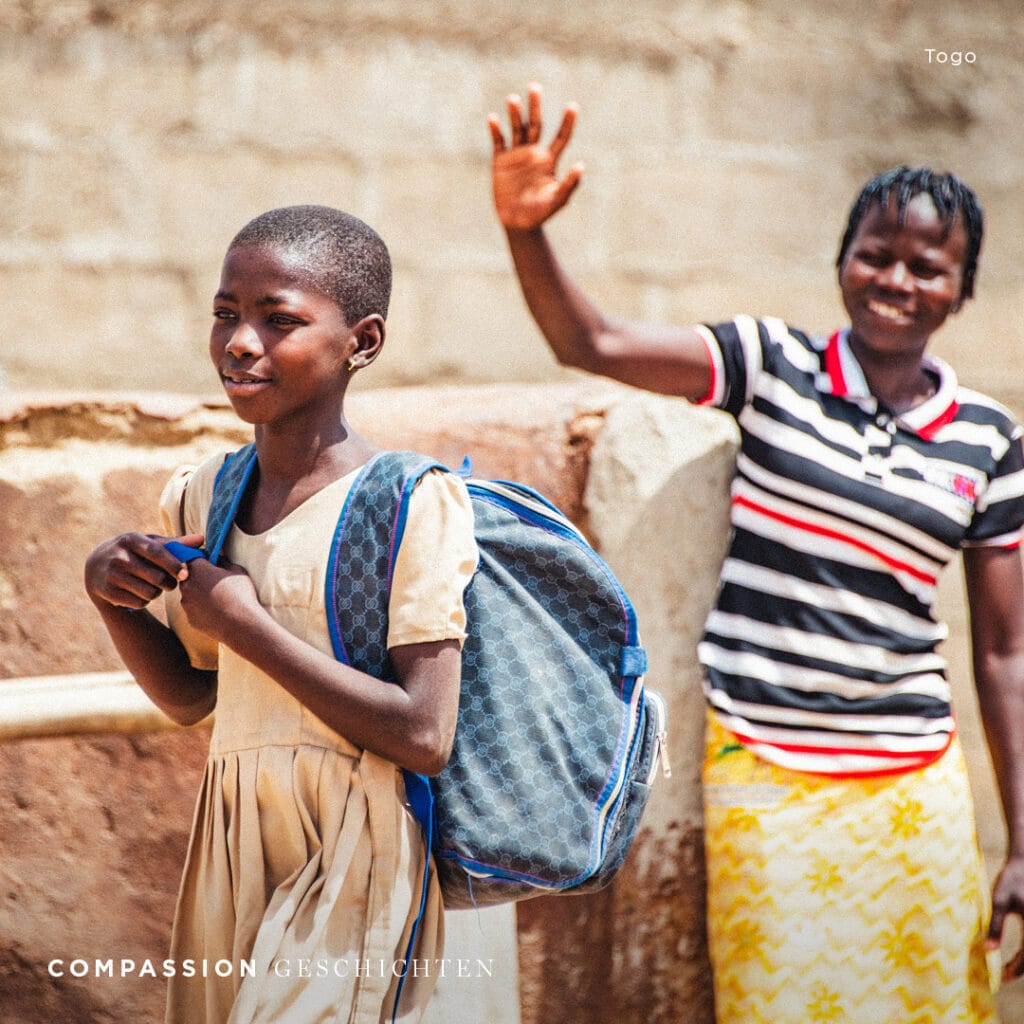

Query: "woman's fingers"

xmin=526 ymin=84 xmax=543 ymax=144
xmin=549 ymin=103 xmax=578 ymax=162
xmin=553 ymin=162 xmax=585 ymax=211
xmin=489 ymin=84 xmax=583 ymax=229
xmin=503 ymin=85 xmax=554 ymax=148
xmin=487 ymin=113 xmax=506 ymax=154
xmin=507 ymin=93 xmax=526 ymax=143
xmin=496 ymin=85 xmax=576 ymax=164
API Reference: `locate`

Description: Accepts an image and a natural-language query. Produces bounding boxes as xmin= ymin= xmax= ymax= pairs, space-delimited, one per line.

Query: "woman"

xmin=488 ymin=83 xmax=1024 ymax=1022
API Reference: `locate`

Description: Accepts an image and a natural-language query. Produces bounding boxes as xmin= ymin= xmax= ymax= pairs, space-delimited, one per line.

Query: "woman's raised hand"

xmin=489 ymin=83 xmax=584 ymax=231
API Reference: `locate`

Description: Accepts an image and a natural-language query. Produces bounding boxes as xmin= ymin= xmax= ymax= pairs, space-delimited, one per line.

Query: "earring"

xmin=346 ymin=359 xmax=357 ymax=373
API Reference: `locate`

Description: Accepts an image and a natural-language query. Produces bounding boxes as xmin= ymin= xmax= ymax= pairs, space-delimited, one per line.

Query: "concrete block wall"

xmin=1 ymin=0 xmax=1022 ymax=408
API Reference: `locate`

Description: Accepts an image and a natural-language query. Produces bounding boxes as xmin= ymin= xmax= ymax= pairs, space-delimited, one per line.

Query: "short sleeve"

xmin=158 ymin=458 xmax=222 ymax=671
xmin=387 ymin=469 xmax=479 ymax=649
xmin=963 ymin=425 xmax=1024 ymax=549
xmin=694 ymin=314 xmax=766 ymax=418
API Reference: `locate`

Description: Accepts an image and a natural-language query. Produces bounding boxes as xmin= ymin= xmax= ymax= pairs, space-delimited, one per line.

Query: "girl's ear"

xmin=345 ymin=315 xmax=386 ymax=373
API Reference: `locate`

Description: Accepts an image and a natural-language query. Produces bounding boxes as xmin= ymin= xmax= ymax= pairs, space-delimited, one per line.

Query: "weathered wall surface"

xmin=1 ymin=0 xmax=1022 ymax=410
xmin=0 ymin=385 xmax=723 ymax=1024
xmin=0 ymin=384 xmax=600 ymax=679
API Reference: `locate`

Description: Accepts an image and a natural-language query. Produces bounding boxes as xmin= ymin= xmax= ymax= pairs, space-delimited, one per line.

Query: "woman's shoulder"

xmin=702 ymin=314 xmax=823 ymax=361
xmin=939 ymin=362 xmax=1023 ymax=443
xmin=955 ymin=385 xmax=1022 ymax=427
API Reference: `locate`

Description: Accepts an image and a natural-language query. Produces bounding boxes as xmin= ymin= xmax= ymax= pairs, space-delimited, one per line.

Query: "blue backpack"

xmin=171 ymin=444 xmax=669 ymax=909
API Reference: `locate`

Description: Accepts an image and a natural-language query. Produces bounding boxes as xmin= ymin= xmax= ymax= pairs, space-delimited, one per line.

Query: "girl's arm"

xmin=177 ymin=558 xmax=460 ymax=776
xmin=963 ymin=543 xmax=1024 ymax=980
xmin=490 ymin=83 xmax=713 ymax=400
xmin=84 ymin=532 xmax=217 ymax=725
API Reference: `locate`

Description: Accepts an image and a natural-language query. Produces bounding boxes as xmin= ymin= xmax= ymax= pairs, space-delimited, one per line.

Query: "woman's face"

xmin=839 ymin=192 xmax=968 ymax=361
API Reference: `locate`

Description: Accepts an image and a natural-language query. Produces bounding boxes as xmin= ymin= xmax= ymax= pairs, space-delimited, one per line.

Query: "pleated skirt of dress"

xmin=165 ymin=743 xmax=443 ymax=1024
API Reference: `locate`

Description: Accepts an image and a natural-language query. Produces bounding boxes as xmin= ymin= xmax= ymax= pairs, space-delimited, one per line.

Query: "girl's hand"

xmin=489 ymin=82 xmax=584 ymax=231
xmin=85 ymin=532 xmax=206 ymax=610
xmin=176 ymin=555 xmax=263 ymax=648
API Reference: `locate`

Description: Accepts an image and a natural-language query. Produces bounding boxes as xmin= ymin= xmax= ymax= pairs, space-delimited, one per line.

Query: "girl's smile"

xmin=210 ymin=243 xmax=354 ymax=428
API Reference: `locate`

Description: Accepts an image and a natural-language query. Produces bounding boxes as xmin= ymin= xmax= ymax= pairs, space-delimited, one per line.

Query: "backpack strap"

xmin=164 ymin=444 xmax=257 ymax=566
xmin=204 ymin=443 xmax=258 ymax=565
xmin=324 ymin=450 xmax=445 ymax=677
xmin=322 ymin=449 xmax=450 ymax=1024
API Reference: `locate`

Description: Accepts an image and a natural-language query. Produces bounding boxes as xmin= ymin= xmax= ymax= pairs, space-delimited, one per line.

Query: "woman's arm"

xmin=963 ymin=543 xmax=1024 ymax=980
xmin=84 ymin=531 xmax=217 ymax=725
xmin=490 ymin=83 xmax=713 ymax=400
xmin=176 ymin=557 xmax=460 ymax=776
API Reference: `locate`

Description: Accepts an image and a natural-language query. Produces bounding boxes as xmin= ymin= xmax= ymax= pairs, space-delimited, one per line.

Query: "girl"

xmin=488 ymin=84 xmax=1024 ymax=1021
xmin=84 ymin=205 xmax=478 ymax=1023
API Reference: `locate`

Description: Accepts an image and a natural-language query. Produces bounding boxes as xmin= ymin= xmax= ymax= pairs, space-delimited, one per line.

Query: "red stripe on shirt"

xmin=695 ymin=330 xmax=718 ymax=406
xmin=734 ymin=494 xmax=938 ymax=585
xmin=917 ymin=400 xmax=960 ymax=441
xmin=824 ymin=331 xmax=848 ymax=396
xmin=728 ymin=725 xmax=955 ymax=778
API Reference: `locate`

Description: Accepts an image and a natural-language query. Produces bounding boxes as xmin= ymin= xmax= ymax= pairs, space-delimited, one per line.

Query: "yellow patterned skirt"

xmin=702 ymin=712 xmax=1000 ymax=1024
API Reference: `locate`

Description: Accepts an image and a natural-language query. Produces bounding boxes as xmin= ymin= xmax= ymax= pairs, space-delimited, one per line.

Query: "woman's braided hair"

xmin=836 ymin=166 xmax=984 ymax=303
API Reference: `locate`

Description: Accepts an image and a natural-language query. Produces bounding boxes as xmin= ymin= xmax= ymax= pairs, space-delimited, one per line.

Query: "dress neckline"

xmin=232 ymin=463 xmax=363 ymax=539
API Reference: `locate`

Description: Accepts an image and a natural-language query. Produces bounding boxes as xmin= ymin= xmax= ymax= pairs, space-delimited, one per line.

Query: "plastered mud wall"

xmin=1 ymin=386 xmax=1021 ymax=1023
xmin=0 ymin=384 xmax=717 ymax=1024
xmin=1 ymin=0 xmax=1022 ymax=412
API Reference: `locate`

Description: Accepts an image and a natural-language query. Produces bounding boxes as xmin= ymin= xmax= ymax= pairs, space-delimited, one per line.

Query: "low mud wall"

xmin=0 ymin=383 xmax=1016 ymax=1023
xmin=0 ymin=383 xmax=723 ymax=1024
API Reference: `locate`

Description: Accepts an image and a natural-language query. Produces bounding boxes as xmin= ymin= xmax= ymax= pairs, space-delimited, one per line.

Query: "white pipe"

xmin=0 ymin=671 xmax=212 ymax=741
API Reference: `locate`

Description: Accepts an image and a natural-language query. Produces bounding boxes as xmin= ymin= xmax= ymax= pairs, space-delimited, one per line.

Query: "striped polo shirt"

xmin=694 ymin=315 xmax=1024 ymax=776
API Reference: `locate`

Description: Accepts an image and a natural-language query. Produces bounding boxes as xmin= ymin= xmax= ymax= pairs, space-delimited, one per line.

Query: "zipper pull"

xmin=658 ymin=726 xmax=672 ymax=779
xmin=645 ymin=691 xmax=672 ymax=782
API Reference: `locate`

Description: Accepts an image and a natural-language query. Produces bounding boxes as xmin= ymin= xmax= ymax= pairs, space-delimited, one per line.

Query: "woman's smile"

xmin=840 ymin=191 xmax=967 ymax=360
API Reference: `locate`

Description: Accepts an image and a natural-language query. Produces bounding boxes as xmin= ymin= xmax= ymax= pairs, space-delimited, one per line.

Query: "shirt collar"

xmin=820 ymin=329 xmax=959 ymax=441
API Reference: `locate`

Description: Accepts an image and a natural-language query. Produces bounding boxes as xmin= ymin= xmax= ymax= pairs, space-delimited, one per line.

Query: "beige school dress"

xmin=157 ymin=452 xmax=478 ymax=1024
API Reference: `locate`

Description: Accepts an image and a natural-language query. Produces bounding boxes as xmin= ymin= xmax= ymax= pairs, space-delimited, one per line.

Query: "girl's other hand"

xmin=177 ymin=555 xmax=261 ymax=647
xmin=85 ymin=532 xmax=206 ymax=610
xmin=489 ymin=82 xmax=584 ymax=231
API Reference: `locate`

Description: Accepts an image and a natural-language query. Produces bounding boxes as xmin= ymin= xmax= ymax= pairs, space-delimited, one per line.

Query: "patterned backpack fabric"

xmin=184 ymin=444 xmax=669 ymax=908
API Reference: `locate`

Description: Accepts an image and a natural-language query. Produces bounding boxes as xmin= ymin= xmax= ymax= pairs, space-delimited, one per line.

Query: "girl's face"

xmin=210 ymin=243 xmax=352 ymax=427
xmin=839 ymin=192 xmax=968 ymax=361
